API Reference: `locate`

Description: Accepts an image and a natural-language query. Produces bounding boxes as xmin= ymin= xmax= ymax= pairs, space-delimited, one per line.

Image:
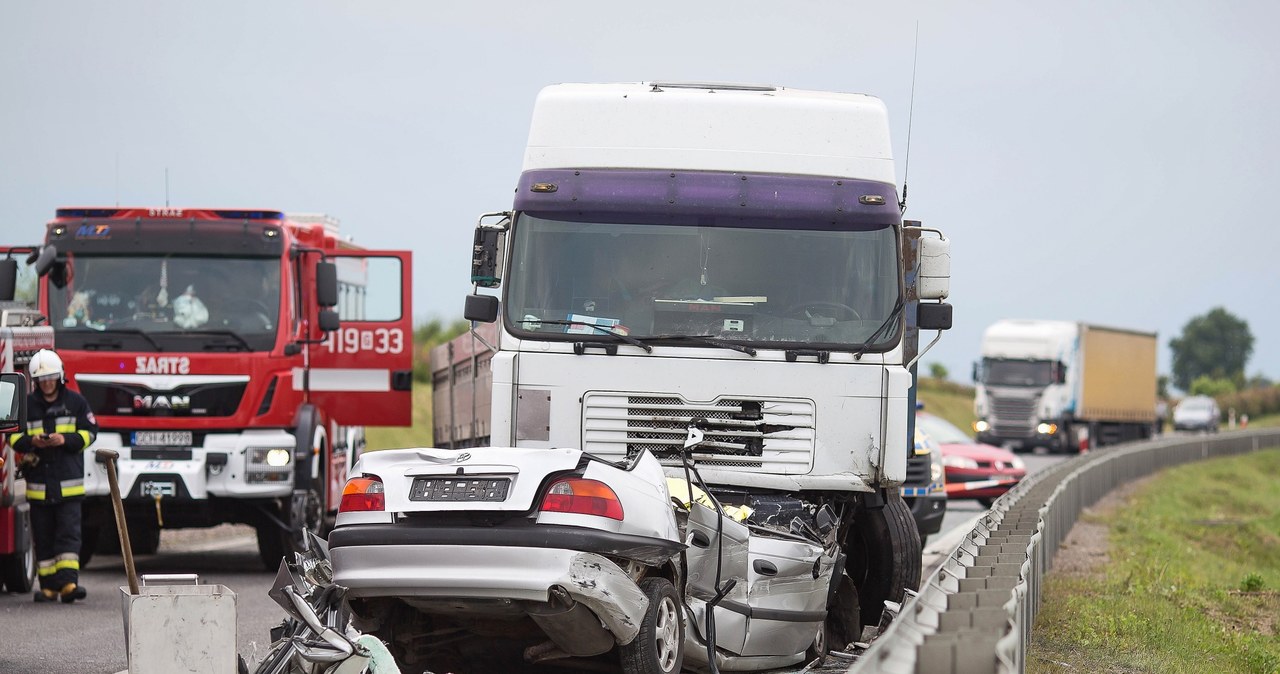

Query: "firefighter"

xmin=9 ymin=349 xmax=98 ymax=603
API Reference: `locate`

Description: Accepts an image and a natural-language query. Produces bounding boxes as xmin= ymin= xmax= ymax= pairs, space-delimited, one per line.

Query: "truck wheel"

xmin=823 ymin=571 xmax=861 ymax=654
xmin=79 ymin=525 xmax=99 ymax=568
xmin=255 ymin=521 xmax=288 ymax=571
xmin=849 ymin=493 xmax=921 ymax=627
xmin=1 ymin=508 xmax=35 ymax=593
xmin=619 ymin=577 xmax=684 ymax=674
xmin=129 ymin=523 xmax=161 ymax=555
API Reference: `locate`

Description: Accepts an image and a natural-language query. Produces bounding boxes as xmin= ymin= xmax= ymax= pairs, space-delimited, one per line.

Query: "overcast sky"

xmin=3 ymin=1 xmax=1277 ymax=385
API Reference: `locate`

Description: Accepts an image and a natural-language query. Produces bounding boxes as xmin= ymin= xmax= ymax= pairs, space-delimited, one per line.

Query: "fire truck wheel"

xmin=129 ymin=524 xmax=161 ymax=555
xmin=79 ymin=526 xmax=99 ymax=568
xmin=848 ymin=492 xmax=921 ymax=627
xmin=256 ymin=522 xmax=288 ymax=571
xmin=1 ymin=508 xmax=35 ymax=593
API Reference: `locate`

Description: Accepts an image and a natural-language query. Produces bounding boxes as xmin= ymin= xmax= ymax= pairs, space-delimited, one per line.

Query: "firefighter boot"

xmin=59 ymin=583 xmax=87 ymax=603
xmin=34 ymin=588 xmax=57 ymax=603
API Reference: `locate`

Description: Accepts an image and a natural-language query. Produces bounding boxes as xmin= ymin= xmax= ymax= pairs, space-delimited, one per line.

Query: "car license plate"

xmin=140 ymin=481 xmax=176 ymax=497
xmin=410 ymin=477 xmax=511 ymax=502
xmin=133 ymin=431 xmax=193 ymax=447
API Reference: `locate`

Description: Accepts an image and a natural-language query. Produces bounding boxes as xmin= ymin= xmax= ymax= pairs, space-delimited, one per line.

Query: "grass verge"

xmin=917 ymin=377 xmax=976 ymax=436
xmin=364 ymin=384 xmax=434 ymax=450
xmin=1029 ymin=448 xmax=1280 ymax=674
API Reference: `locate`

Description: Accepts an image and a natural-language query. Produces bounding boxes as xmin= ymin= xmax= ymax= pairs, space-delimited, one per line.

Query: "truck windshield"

xmin=47 ymin=255 xmax=281 ymax=352
xmin=504 ymin=215 xmax=902 ymax=349
xmin=983 ymin=359 xmax=1054 ymax=387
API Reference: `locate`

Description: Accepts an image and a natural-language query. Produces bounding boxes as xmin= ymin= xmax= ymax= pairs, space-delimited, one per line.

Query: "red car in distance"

xmin=916 ymin=410 xmax=1026 ymax=508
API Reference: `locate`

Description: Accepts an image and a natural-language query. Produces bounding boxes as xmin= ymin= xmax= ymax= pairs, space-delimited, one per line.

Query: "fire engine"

xmin=0 ymin=301 xmax=53 ymax=593
xmin=1 ymin=209 xmax=413 ymax=568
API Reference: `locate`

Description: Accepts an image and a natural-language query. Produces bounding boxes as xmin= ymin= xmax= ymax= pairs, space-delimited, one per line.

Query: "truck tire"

xmin=80 ymin=525 xmax=99 ymax=568
xmin=849 ymin=493 xmax=921 ymax=627
xmin=129 ymin=523 xmax=161 ymax=555
xmin=1 ymin=507 xmax=35 ymax=593
xmin=823 ymin=570 xmax=861 ymax=654
xmin=256 ymin=520 xmax=288 ymax=571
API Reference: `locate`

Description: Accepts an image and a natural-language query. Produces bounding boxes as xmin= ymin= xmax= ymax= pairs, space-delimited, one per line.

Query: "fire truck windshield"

xmin=48 ymin=255 xmax=281 ymax=352
xmin=504 ymin=215 xmax=902 ymax=350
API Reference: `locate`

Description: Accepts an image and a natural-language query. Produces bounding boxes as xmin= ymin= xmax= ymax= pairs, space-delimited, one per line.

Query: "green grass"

xmin=917 ymin=377 xmax=976 ymax=437
xmin=1028 ymin=449 xmax=1280 ymax=674
xmin=1249 ymin=413 xmax=1280 ymax=429
xmin=364 ymin=384 xmax=434 ymax=450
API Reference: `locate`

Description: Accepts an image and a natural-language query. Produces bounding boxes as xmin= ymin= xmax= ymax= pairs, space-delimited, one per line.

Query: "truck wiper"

xmin=852 ymin=297 xmax=905 ymax=359
xmin=88 ymin=328 xmax=164 ymax=352
xmin=641 ymin=334 xmax=757 ymax=356
xmin=532 ymin=319 xmax=653 ymax=353
xmin=183 ymin=330 xmax=253 ymax=352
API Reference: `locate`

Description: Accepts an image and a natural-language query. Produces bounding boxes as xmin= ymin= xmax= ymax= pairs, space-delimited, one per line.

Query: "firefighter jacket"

xmin=8 ymin=388 xmax=98 ymax=503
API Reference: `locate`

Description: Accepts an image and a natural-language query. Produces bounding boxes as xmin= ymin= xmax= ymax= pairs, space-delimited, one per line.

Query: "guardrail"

xmin=849 ymin=429 xmax=1280 ymax=674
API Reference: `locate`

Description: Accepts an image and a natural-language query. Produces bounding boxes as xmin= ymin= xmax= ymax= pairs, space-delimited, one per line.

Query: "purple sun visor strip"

xmin=514 ymin=169 xmax=900 ymax=230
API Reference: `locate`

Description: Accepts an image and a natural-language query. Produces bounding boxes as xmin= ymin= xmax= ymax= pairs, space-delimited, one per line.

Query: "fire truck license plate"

xmin=140 ymin=481 xmax=176 ymax=497
xmin=133 ymin=431 xmax=193 ymax=447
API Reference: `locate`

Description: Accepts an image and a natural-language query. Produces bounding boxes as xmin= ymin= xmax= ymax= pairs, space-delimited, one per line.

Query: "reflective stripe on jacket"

xmin=10 ymin=388 xmax=98 ymax=503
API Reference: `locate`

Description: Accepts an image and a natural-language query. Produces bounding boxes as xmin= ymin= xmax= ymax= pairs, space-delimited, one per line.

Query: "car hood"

xmin=938 ymin=441 xmax=1019 ymax=463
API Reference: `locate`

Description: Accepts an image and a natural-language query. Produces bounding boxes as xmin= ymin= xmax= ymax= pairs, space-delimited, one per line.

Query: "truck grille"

xmin=582 ymin=393 xmax=815 ymax=474
xmin=990 ymin=394 xmax=1036 ymax=437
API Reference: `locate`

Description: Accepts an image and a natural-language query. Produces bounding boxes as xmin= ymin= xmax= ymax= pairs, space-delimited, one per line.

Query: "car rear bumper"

xmin=332 ymin=542 xmax=649 ymax=644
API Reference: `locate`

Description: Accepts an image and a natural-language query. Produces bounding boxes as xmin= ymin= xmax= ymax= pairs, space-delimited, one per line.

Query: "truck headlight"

xmin=247 ymin=447 xmax=294 ymax=483
xmin=930 ymin=451 xmax=944 ymax=482
xmin=973 ymin=420 xmax=990 ymax=433
xmin=1036 ymin=423 xmax=1058 ymax=435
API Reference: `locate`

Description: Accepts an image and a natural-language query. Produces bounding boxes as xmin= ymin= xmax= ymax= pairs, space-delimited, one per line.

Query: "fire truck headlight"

xmin=266 ymin=449 xmax=292 ymax=467
xmin=247 ymin=447 xmax=294 ymax=484
xmin=973 ymin=420 xmax=990 ymax=433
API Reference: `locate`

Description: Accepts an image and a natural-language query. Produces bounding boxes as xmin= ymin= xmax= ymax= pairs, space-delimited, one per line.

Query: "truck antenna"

xmin=900 ymin=21 xmax=919 ymax=215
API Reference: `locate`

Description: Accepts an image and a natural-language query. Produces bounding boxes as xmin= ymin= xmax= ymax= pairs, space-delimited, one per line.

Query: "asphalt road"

xmin=1 ymin=450 xmax=1071 ymax=674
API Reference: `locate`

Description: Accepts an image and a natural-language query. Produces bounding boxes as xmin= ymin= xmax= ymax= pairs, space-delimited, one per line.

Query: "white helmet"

xmin=29 ymin=349 xmax=64 ymax=383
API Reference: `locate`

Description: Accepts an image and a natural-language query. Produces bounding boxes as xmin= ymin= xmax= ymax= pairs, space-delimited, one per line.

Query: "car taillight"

xmin=539 ymin=477 xmax=624 ymax=521
xmin=339 ymin=476 xmax=384 ymax=512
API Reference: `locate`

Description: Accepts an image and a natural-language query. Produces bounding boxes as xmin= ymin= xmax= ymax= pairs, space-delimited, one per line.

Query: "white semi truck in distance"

xmin=973 ymin=319 xmax=1157 ymax=453
xmin=430 ymin=82 xmax=953 ymax=662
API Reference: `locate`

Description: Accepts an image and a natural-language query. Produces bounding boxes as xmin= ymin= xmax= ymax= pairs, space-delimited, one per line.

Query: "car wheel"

xmin=978 ymin=498 xmax=995 ymax=509
xmin=619 ymin=577 xmax=684 ymax=674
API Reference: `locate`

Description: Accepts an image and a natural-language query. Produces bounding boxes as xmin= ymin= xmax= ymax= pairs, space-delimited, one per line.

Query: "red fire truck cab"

xmin=3 ymin=208 xmax=413 ymax=569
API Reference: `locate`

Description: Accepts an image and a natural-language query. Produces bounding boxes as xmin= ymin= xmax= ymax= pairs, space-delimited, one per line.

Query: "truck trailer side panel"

xmin=1079 ymin=325 xmax=1157 ymax=423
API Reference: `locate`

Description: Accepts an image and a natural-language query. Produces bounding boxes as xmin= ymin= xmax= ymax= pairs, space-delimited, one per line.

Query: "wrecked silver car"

xmin=328 ymin=421 xmax=844 ymax=673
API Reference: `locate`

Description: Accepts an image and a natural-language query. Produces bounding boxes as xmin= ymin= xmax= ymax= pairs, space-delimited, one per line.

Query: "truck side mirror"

xmin=1056 ymin=362 xmax=1068 ymax=384
xmin=971 ymin=361 xmax=980 ymax=383
xmin=0 ymin=372 xmax=27 ymax=433
xmin=464 ymin=294 xmax=498 ymax=323
xmin=471 ymin=227 xmax=505 ymax=288
xmin=917 ymin=302 xmax=952 ymax=331
xmin=27 ymin=245 xmax=57 ymax=277
xmin=315 ymin=261 xmax=339 ymax=308
xmin=0 ymin=258 xmax=16 ymax=302
xmin=318 ymin=309 xmax=340 ymax=332
xmin=918 ymin=236 xmax=950 ymax=300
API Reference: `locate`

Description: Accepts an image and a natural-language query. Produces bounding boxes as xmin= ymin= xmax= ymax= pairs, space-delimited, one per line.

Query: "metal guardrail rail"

xmin=848 ymin=428 xmax=1280 ymax=674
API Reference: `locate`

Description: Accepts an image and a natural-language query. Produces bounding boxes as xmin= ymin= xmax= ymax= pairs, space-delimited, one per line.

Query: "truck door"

xmin=306 ymin=251 xmax=413 ymax=427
